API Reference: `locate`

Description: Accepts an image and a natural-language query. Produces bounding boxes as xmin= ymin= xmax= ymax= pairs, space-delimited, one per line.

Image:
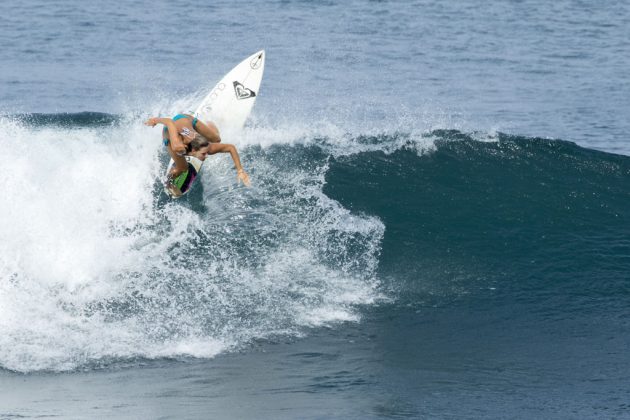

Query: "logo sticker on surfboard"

xmin=233 ymin=81 xmax=256 ymax=100
xmin=250 ymin=53 xmax=263 ymax=70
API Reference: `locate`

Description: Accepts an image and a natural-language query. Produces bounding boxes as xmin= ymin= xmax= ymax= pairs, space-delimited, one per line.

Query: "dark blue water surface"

xmin=2 ymin=0 xmax=630 ymax=152
xmin=1 ymin=1 xmax=630 ymax=419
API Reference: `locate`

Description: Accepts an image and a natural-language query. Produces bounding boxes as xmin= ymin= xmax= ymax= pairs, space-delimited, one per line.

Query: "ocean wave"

xmin=324 ymin=133 xmax=630 ymax=310
xmin=0 ymin=114 xmax=384 ymax=372
xmin=2 ymin=113 xmax=629 ymax=372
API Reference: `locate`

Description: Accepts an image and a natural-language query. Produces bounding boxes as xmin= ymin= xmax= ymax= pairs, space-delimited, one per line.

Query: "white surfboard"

xmin=194 ymin=50 xmax=265 ymax=137
xmin=164 ymin=50 xmax=265 ymax=198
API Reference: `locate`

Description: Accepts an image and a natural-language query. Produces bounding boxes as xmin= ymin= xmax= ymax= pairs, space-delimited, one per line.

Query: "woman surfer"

xmin=144 ymin=114 xmax=251 ymax=187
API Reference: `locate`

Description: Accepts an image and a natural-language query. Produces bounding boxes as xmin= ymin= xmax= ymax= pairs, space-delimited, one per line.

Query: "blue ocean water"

xmin=1 ymin=0 xmax=630 ymax=418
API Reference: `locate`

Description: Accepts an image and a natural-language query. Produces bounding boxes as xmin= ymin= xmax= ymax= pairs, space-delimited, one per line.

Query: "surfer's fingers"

xmin=237 ymin=171 xmax=251 ymax=187
xmin=171 ymin=142 xmax=186 ymax=155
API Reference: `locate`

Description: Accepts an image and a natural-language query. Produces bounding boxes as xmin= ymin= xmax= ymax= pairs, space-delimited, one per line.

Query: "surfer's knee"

xmin=203 ymin=122 xmax=221 ymax=143
xmin=208 ymin=130 xmax=221 ymax=143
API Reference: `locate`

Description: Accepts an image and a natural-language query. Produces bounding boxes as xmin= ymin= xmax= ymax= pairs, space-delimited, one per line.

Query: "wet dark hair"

xmin=186 ymin=135 xmax=210 ymax=153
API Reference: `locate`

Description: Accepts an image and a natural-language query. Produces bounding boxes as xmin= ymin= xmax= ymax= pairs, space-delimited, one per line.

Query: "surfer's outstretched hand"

xmin=144 ymin=117 xmax=158 ymax=127
xmin=237 ymin=169 xmax=251 ymax=187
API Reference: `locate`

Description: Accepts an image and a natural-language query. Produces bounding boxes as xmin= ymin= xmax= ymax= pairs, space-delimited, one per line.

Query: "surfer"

xmin=145 ymin=115 xmax=251 ymax=186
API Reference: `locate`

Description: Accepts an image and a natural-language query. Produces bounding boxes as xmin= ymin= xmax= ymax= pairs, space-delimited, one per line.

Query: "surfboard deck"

xmin=163 ymin=50 xmax=265 ymax=199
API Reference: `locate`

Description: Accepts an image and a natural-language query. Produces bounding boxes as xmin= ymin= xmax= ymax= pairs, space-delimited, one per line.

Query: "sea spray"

xmin=0 ymin=114 xmax=384 ymax=372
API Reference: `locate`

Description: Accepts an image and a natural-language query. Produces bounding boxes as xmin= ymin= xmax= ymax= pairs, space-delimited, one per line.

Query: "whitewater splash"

xmin=0 ymin=114 xmax=385 ymax=373
xmin=4 ymin=106 xmax=629 ymax=374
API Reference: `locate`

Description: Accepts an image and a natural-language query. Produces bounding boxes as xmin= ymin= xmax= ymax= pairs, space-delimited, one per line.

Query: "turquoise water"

xmin=1 ymin=1 xmax=630 ymax=418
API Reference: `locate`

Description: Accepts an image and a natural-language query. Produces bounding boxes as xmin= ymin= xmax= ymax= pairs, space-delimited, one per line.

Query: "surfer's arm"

xmin=145 ymin=116 xmax=171 ymax=127
xmin=208 ymin=143 xmax=251 ymax=187
xmin=145 ymin=117 xmax=186 ymax=154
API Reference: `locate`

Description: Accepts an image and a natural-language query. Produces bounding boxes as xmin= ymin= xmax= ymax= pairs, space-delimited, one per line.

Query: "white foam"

xmin=0 ymin=113 xmax=386 ymax=372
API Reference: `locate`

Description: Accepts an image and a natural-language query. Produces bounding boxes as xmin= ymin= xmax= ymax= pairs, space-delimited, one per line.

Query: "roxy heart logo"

xmin=233 ymin=81 xmax=256 ymax=100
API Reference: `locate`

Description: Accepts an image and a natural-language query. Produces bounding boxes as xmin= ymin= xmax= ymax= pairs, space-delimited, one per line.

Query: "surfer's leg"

xmin=194 ymin=120 xmax=221 ymax=143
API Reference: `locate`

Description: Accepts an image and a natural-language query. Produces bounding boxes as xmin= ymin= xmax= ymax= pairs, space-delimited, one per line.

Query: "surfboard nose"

xmin=250 ymin=50 xmax=265 ymax=70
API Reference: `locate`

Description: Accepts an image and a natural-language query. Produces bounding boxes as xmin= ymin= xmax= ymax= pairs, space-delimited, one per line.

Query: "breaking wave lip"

xmin=322 ymin=129 xmax=630 ymax=313
xmin=0 ymin=113 xmax=386 ymax=373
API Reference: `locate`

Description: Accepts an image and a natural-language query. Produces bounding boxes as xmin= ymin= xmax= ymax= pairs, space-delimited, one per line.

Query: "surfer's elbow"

xmin=220 ymin=144 xmax=236 ymax=154
xmin=164 ymin=119 xmax=176 ymax=130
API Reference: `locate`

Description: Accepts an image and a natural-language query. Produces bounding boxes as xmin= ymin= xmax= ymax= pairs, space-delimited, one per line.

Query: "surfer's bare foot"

xmin=164 ymin=179 xmax=182 ymax=197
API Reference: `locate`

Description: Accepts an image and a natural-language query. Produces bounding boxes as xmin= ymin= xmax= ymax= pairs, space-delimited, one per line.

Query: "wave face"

xmin=2 ymin=114 xmax=630 ymax=373
xmin=324 ymin=131 xmax=630 ymax=313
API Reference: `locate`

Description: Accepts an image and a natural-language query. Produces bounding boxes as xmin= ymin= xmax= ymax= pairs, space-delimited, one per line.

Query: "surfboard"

xmin=164 ymin=50 xmax=265 ymax=198
xmin=163 ymin=155 xmax=204 ymax=198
